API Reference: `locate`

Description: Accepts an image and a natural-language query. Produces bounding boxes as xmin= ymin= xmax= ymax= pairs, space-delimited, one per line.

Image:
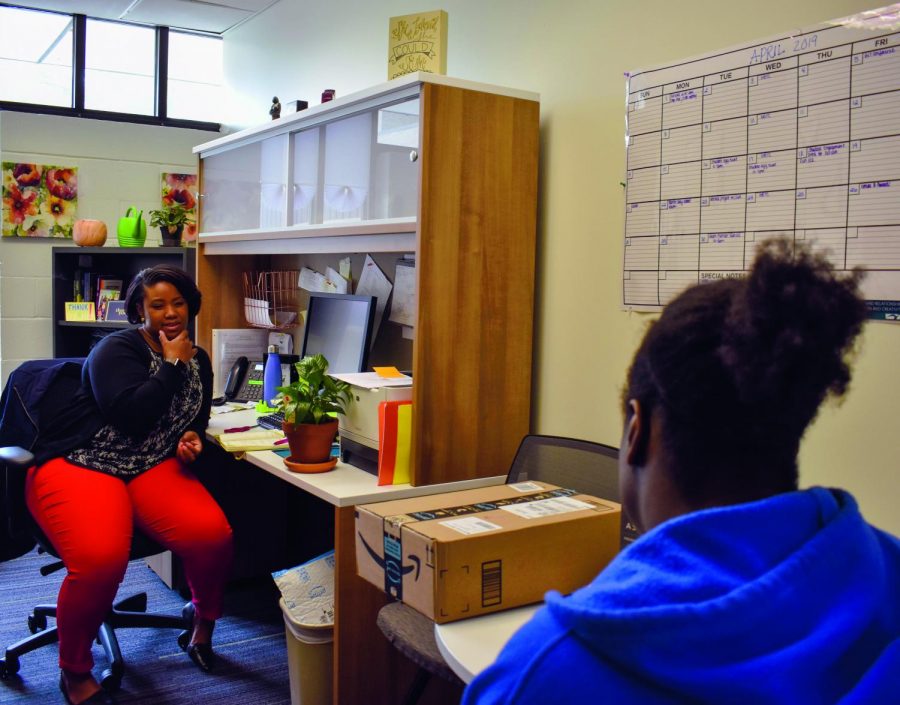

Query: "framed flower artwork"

xmin=2 ymin=162 xmax=78 ymax=239
xmin=161 ymin=172 xmax=198 ymax=246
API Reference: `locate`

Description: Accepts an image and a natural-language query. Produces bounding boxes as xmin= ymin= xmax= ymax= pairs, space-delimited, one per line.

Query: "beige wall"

xmin=1 ymin=1 xmax=893 ymax=534
xmin=0 ymin=113 xmax=210 ymax=383
xmin=221 ymin=0 xmax=898 ymax=534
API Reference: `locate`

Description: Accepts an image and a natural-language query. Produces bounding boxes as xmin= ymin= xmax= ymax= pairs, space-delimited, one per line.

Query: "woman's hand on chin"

xmin=159 ymin=329 xmax=196 ymax=363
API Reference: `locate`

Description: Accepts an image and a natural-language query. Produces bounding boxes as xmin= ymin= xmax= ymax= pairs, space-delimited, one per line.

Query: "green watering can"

xmin=117 ymin=207 xmax=147 ymax=247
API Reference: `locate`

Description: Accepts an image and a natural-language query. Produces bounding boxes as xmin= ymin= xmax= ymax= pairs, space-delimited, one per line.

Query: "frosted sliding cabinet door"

xmin=291 ymin=127 xmax=320 ymax=226
xmin=371 ymin=97 xmax=420 ymax=220
xmin=258 ymin=134 xmax=288 ymax=229
xmin=323 ymin=111 xmax=373 ymax=223
xmin=200 ymin=134 xmax=287 ymax=233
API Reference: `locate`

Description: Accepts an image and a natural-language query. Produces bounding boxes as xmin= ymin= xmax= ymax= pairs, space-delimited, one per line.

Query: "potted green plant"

xmin=275 ymin=354 xmax=352 ymax=471
xmin=148 ymin=204 xmax=190 ymax=246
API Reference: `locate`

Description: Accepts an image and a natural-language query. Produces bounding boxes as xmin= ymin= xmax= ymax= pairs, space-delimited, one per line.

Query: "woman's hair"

xmin=623 ymin=238 xmax=867 ymax=505
xmin=124 ymin=265 xmax=202 ymax=323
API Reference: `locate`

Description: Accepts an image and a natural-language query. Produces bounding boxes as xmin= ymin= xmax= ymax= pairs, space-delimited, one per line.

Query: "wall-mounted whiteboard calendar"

xmin=623 ymin=6 xmax=900 ymax=319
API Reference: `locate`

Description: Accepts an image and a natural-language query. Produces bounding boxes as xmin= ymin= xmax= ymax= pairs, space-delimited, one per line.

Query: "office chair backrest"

xmin=506 ymin=434 xmax=620 ymax=502
xmin=0 ymin=357 xmax=165 ymax=563
xmin=0 ymin=357 xmax=87 ymax=454
xmin=1 ymin=358 xmax=83 ymax=561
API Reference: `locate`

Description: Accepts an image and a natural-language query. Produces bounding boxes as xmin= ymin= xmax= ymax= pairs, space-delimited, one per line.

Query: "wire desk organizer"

xmin=242 ymin=270 xmax=301 ymax=330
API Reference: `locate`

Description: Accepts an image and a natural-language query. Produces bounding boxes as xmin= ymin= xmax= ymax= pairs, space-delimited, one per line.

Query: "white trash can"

xmin=280 ymin=597 xmax=333 ymax=705
xmin=273 ymin=551 xmax=336 ymax=705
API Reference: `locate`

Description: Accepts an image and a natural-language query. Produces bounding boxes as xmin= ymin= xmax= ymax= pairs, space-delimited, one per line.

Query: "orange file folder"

xmin=378 ymin=400 xmax=412 ymax=485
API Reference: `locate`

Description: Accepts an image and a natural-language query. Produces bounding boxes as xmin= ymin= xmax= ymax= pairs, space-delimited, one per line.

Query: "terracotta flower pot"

xmin=282 ymin=418 xmax=338 ymax=465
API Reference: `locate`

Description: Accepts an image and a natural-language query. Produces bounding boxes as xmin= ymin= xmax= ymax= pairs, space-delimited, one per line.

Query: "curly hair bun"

xmin=718 ymin=238 xmax=867 ymax=437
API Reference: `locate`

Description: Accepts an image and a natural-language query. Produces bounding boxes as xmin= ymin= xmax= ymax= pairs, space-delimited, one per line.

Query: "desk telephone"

xmin=224 ymin=354 xmax=300 ymax=403
xmin=223 ymin=356 xmax=265 ymax=402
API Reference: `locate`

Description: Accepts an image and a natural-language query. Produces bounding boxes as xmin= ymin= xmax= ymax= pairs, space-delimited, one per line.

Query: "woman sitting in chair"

xmin=27 ymin=265 xmax=233 ymax=705
xmin=464 ymin=239 xmax=900 ymax=704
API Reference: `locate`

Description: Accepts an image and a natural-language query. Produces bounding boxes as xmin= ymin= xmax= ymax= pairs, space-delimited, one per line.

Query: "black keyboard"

xmin=257 ymin=411 xmax=285 ymax=430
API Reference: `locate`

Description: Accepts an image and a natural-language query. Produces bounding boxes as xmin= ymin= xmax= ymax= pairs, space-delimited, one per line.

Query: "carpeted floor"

xmin=0 ymin=548 xmax=294 ymax=704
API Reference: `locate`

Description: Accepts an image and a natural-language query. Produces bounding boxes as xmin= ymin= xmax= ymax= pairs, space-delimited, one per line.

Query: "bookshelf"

xmin=51 ymin=246 xmax=196 ymax=358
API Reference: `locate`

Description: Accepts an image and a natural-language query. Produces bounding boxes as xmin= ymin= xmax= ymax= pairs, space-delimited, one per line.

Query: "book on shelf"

xmin=96 ymin=289 xmax=121 ymax=321
xmin=94 ymin=277 xmax=123 ymax=320
xmin=95 ymin=276 xmax=122 ymax=301
xmin=81 ymin=271 xmax=93 ymax=305
xmin=104 ymin=300 xmax=128 ymax=322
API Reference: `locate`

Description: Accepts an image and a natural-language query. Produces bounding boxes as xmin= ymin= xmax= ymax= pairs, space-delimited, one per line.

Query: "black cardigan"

xmin=37 ymin=328 xmax=213 ymax=466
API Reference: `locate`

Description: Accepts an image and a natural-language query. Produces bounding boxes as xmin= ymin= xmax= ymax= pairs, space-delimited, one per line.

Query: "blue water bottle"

xmin=263 ymin=345 xmax=281 ymax=406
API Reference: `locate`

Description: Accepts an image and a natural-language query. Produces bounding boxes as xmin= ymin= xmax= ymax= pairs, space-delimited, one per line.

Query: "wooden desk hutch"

xmin=193 ymin=73 xmax=539 ymax=704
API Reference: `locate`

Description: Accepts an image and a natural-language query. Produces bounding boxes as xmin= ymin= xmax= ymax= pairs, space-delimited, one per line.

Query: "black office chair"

xmin=376 ymin=434 xmax=621 ymax=704
xmin=0 ymin=359 xmax=192 ymax=691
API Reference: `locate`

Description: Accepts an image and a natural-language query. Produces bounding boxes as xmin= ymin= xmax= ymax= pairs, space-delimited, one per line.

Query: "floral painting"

xmin=2 ymin=162 xmax=78 ymax=239
xmin=161 ymin=172 xmax=198 ymax=246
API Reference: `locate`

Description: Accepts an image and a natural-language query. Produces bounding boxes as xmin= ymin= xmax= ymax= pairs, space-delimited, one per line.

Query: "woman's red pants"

xmin=26 ymin=457 xmax=234 ymax=674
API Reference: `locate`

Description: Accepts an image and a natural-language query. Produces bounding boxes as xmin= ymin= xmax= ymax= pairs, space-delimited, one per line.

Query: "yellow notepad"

xmin=217 ymin=429 xmax=285 ymax=453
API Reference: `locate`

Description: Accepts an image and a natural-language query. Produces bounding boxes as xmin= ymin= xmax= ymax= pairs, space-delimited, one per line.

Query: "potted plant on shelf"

xmin=148 ymin=204 xmax=190 ymax=246
xmin=275 ymin=353 xmax=352 ymax=473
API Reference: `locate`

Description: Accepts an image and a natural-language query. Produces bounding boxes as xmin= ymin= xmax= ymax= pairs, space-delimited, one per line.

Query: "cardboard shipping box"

xmin=355 ymin=482 xmax=621 ymax=623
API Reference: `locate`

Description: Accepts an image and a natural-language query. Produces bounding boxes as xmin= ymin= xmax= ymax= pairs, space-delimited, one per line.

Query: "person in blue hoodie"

xmin=464 ymin=238 xmax=900 ymax=705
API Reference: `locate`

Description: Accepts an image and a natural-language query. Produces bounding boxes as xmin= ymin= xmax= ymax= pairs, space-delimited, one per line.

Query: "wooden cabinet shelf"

xmin=194 ymin=73 xmax=539 ymax=487
xmin=200 ymin=216 xmax=416 ymax=243
xmin=200 ymin=218 xmax=416 ymax=255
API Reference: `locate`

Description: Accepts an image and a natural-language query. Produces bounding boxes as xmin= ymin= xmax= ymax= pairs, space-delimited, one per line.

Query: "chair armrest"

xmin=0 ymin=446 xmax=35 ymax=469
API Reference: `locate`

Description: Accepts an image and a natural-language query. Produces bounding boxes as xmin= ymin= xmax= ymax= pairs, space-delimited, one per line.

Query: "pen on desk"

xmin=224 ymin=425 xmax=255 ymax=433
xmin=274 ymin=438 xmax=289 ymax=445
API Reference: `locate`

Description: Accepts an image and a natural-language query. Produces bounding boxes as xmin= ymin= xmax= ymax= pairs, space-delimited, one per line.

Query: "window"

xmin=0 ymin=6 xmax=221 ymax=130
xmin=85 ymin=19 xmax=155 ymax=115
xmin=0 ymin=5 xmax=73 ymax=107
xmin=167 ymin=31 xmax=224 ymax=122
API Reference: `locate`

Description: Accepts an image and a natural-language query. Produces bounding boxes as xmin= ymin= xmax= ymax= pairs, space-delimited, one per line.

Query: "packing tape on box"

xmin=393 ymin=487 xmax=579 ymax=524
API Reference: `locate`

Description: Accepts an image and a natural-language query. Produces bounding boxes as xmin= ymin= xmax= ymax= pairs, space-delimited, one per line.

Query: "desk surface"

xmin=207 ymin=408 xmax=505 ymax=507
xmin=434 ymin=604 xmax=539 ymax=683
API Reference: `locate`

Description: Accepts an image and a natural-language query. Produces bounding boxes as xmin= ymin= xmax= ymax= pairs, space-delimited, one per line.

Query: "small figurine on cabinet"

xmin=269 ymin=96 xmax=281 ymax=120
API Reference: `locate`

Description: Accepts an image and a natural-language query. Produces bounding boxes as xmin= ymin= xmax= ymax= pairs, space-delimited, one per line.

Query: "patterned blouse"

xmin=67 ymin=350 xmax=203 ymax=477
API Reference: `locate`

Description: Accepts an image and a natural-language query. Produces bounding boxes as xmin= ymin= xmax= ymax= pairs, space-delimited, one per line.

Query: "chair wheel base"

xmin=0 ymin=654 xmax=20 ymax=679
xmin=99 ymin=668 xmax=121 ymax=692
xmin=27 ymin=613 xmax=48 ymax=634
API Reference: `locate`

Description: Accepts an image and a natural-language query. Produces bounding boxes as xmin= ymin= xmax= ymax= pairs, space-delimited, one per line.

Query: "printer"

xmin=338 ymin=381 xmax=413 ymax=473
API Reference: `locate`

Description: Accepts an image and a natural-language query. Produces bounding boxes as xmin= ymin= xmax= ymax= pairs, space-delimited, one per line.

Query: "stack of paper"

xmin=330 ymin=371 xmax=412 ymax=389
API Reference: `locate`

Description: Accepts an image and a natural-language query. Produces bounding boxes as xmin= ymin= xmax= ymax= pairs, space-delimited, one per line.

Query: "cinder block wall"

xmin=0 ymin=111 xmax=215 ymax=385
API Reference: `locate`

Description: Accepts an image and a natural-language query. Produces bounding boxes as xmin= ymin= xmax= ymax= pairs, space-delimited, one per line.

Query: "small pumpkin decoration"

xmin=73 ymin=219 xmax=108 ymax=247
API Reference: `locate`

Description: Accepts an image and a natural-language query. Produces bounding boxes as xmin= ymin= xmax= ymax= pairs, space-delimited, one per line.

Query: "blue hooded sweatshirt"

xmin=463 ymin=488 xmax=900 ymax=704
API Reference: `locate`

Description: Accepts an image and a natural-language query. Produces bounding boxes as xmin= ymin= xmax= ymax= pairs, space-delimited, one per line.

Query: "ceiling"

xmin=7 ymin=0 xmax=280 ymax=34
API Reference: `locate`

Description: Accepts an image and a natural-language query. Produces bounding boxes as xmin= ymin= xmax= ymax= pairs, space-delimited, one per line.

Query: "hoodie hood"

xmin=545 ymin=487 xmax=900 ymax=703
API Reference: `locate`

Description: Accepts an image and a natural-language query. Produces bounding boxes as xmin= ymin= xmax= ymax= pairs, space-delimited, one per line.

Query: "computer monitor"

xmin=300 ymin=293 xmax=377 ymax=374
